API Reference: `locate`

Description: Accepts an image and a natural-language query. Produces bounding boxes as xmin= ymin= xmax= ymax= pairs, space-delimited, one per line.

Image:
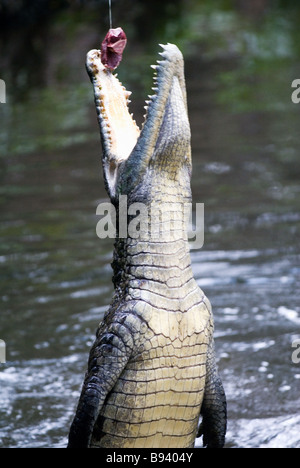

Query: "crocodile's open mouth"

xmin=86 ymin=49 xmax=140 ymax=163
xmin=86 ymin=44 xmax=190 ymax=197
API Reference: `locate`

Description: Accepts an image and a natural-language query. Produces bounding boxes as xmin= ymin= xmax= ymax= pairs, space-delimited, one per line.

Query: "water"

xmin=0 ymin=2 xmax=300 ymax=448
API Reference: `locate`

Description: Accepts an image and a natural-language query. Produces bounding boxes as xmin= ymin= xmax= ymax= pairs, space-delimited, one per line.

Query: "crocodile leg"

xmin=68 ymin=316 xmax=135 ymax=448
xmin=198 ymin=339 xmax=227 ymax=448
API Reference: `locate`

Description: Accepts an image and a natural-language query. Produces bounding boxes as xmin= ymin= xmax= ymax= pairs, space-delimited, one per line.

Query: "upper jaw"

xmin=86 ymin=43 xmax=191 ymax=199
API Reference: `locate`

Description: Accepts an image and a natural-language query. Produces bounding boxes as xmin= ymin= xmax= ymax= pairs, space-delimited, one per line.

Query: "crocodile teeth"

xmin=158 ymin=51 xmax=168 ymax=59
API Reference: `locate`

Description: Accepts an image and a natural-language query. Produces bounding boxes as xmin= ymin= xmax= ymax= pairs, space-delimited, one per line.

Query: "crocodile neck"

xmin=112 ymin=175 xmax=195 ymax=301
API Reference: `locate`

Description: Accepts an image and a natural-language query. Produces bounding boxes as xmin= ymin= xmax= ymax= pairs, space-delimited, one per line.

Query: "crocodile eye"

xmin=101 ymin=27 xmax=127 ymax=71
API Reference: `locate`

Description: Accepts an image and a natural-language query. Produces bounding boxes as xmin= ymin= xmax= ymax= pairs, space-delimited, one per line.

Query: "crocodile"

xmin=68 ymin=43 xmax=227 ymax=449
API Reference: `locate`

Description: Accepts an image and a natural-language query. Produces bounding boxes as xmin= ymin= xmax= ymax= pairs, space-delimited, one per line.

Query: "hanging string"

xmin=101 ymin=3 xmax=127 ymax=71
xmin=109 ymin=0 xmax=113 ymax=29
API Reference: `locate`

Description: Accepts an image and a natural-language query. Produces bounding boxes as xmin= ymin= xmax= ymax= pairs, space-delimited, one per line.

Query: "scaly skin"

xmin=68 ymin=43 xmax=226 ymax=449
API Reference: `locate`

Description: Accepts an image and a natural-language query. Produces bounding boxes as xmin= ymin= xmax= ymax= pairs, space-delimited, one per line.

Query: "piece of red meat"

xmin=101 ymin=27 xmax=127 ymax=71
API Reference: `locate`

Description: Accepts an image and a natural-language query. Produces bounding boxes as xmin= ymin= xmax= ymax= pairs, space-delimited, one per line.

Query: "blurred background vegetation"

xmin=1 ymin=0 xmax=300 ymax=155
xmin=0 ymin=1 xmax=299 ymax=150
